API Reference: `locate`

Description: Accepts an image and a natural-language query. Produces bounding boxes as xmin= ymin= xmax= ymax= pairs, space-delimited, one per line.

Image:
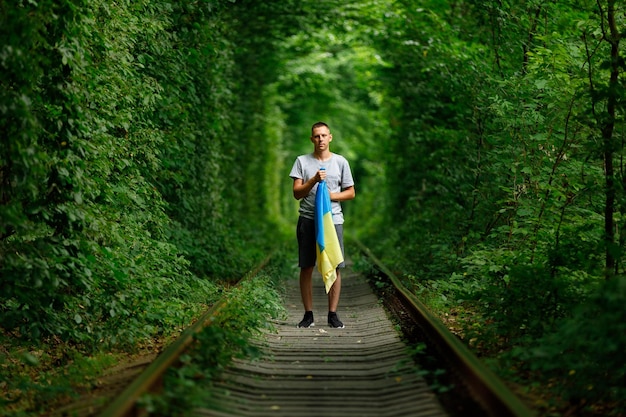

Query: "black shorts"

xmin=297 ymin=216 xmax=345 ymax=268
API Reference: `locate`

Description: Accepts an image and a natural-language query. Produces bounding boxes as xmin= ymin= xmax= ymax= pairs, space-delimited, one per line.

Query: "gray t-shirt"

xmin=289 ymin=153 xmax=354 ymax=224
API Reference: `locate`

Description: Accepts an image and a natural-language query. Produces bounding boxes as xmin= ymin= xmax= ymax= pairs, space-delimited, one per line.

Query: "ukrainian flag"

xmin=315 ymin=180 xmax=344 ymax=293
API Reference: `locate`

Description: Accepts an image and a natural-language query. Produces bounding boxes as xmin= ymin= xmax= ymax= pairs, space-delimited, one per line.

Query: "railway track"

xmin=93 ymin=244 xmax=534 ymax=417
xmin=354 ymin=241 xmax=535 ymax=417
xmin=199 ymin=270 xmax=447 ymax=417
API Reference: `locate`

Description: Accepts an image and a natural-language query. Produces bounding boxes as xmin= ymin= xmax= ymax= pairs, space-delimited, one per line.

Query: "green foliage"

xmin=461 ymin=255 xmax=593 ymax=350
xmin=0 ymin=0 xmax=274 ymax=348
xmin=365 ymin=1 xmax=625 ymax=414
xmin=1 ymin=3 xmax=290 ymax=410
xmin=2 ymin=0 xmax=625 ymax=414
xmin=517 ymin=277 xmax=626 ymax=414
xmin=0 ymin=343 xmax=119 ymax=415
xmin=140 ymin=274 xmax=286 ymax=416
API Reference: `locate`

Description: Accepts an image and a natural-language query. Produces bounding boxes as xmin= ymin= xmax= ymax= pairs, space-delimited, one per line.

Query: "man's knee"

xmin=300 ymin=266 xmax=314 ymax=278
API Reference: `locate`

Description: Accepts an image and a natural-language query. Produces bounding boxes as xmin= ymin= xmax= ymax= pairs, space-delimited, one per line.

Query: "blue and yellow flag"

xmin=315 ymin=180 xmax=344 ymax=293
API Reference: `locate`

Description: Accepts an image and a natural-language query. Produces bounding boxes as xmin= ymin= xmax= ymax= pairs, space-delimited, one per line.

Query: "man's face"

xmin=311 ymin=126 xmax=332 ymax=150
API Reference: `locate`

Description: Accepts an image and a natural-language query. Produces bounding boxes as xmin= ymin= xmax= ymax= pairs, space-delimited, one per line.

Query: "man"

xmin=289 ymin=122 xmax=355 ymax=328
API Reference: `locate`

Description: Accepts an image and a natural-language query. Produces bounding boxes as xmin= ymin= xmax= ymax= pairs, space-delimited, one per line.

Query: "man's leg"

xmin=327 ymin=269 xmax=344 ymax=328
xmin=296 ymin=216 xmax=316 ymax=328
xmin=327 ymin=268 xmax=341 ymax=312
xmin=297 ymin=266 xmax=315 ymax=328
xmin=327 ymin=222 xmax=345 ymax=328
xmin=300 ymin=266 xmax=314 ymax=311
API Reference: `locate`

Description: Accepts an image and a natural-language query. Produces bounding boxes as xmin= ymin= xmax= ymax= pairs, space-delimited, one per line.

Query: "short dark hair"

xmin=311 ymin=121 xmax=330 ymax=132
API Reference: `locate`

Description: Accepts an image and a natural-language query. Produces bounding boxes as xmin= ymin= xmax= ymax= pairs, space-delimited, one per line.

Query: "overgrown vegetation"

xmin=1 ymin=1 xmax=291 ymax=414
xmin=2 ymin=0 xmax=625 ymax=416
xmin=139 ymin=271 xmax=286 ymax=416
xmin=367 ymin=1 xmax=626 ymax=416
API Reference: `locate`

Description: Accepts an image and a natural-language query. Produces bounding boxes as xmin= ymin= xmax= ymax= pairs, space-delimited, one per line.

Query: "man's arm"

xmin=293 ymin=170 xmax=325 ymax=200
xmin=330 ymin=186 xmax=355 ymax=202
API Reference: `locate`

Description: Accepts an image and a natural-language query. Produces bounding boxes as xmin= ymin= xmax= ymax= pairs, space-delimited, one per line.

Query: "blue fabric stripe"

xmin=315 ymin=180 xmax=331 ymax=251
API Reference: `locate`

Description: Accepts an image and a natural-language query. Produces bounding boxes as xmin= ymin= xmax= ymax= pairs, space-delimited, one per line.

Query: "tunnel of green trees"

xmin=1 ymin=1 xmax=625 ymax=416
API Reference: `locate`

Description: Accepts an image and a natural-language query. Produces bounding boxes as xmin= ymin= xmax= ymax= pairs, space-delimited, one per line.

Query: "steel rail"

xmin=98 ymin=255 xmax=272 ymax=417
xmin=353 ymin=239 xmax=535 ymax=417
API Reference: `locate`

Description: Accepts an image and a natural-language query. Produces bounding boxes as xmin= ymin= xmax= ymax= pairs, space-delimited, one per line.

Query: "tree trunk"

xmin=600 ymin=0 xmax=621 ymax=279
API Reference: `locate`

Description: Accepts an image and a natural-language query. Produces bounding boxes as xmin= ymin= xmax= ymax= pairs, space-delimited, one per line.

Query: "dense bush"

xmin=0 ymin=0 xmax=285 ymax=346
xmin=520 ymin=277 xmax=626 ymax=414
xmin=367 ymin=1 xmax=625 ymax=414
xmin=2 ymin=1 xmax=624 ymax=415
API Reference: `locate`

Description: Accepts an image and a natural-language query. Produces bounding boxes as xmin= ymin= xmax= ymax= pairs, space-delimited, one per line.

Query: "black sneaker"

xmin=297 ymin=312 xmax=315 ymax=328
xmin=328 ymin=312 xmax=345 ymax=328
